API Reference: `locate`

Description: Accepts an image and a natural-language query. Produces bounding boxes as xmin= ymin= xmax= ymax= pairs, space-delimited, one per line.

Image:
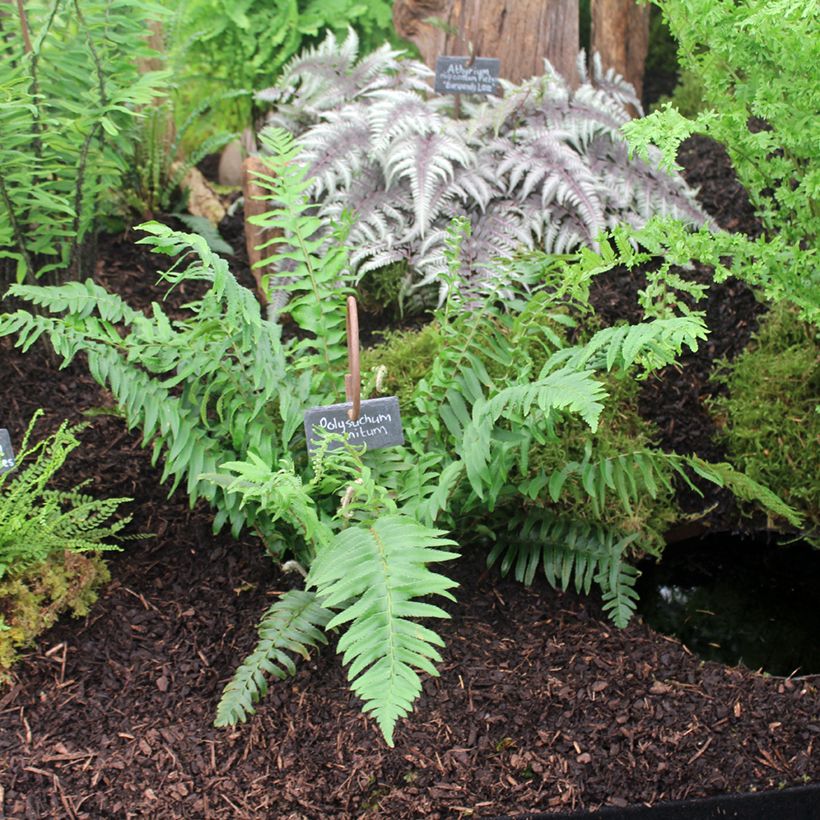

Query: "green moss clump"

xmin=0 ymin=552 xmax=110 ymax=676
xmin=362 ymin=322 xmax=442 ymax=409
xmin=711 ymin=304 xmax=819 ymax=538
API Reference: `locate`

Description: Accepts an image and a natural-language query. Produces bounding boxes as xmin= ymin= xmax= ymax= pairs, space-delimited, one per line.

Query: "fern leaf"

xmin=464 ymin=369 xmax=608 ymax=498
xmin=686 ymin=456 xmax=803 ymax=528
xmin=307 ymin=515 xmax=458 ymax=746
xmin=215 ymin=589 xmax=332 ymax=726
xmin=384 ymin=130 xmax=471 ymax=237
xmin=488 ymin=511 xmax=641 ymax=627
xmin=545 ymin=316 xmax=708 ymax=377
xmin=598 ymin=559 xmax=641 ymax=629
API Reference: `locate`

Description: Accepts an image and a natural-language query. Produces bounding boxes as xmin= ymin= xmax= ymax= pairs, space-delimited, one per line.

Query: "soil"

xmin=1 ymin=137 xmax=818 ymax=819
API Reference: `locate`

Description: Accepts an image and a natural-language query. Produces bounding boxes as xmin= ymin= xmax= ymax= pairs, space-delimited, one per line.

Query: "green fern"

xmin=214 ymin=589 xmax=332 ymax=726
xmin=547 ymin=316 xmax=708 ymax=376
xmin=686 ymin=456 xmax=802 ymax=530
xmin=307 ymin=515 xmax=458 ymax=746
xmin=463 ymin=368 xmax=609 ymax=499
xmin=250 ymin=127 xmax=351 ymax=386
xmin=0 ymin=413 xmax=131 ymax=581
xmin=488 ymin=510 xmax=641 ymax=628
xmin=0 ymin=0 xmax=168 ymax=283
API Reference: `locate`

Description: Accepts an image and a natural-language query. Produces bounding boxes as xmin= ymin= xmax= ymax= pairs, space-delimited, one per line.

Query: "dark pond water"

xmin=635 ymin=534 xmax=820 ymax=677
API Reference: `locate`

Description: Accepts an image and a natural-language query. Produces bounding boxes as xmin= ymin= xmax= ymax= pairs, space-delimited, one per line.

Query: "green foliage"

xmin=629 ymin=0 xmax=818 ymax=243
xmin=364 ymin=235 xmax=800 ymax=630
xmin=0 ymin=412 xmax=130 ymax=581
xmin=0 ymin=411 xmax=128 ymax=671
xmin=1 ymin=135 xmax=801 ymax=744
xmin=362 ymin=323 xmax=442 ymax=410
xmin=169 ymin=1 xmax=400 ymax=133
xmin=308 ymin=516 xmax=458 ymax=746
xmin=489 ymin=512 xmax=641 ymax=628
xmin=214 ymin=588 xmax=331 ymax=726
xmin=651 ymin=70 xmax=707 ymax=118
xmin=123 ymin=90 xmax=249 ymax=218
xmin=0 ymin=0 xmax=168 ymax=284
xmin=1 ymin=226 xmax=306 ymax=546
xmin=623 ymin=0 xmax=819 ymax=324
xmin=211 ymin=447 xmax=457 ymax=746
xmin=710 ymin=305 xmax=819 ymax=539
xmin=249 ymin=127 xmax=352 ymax=369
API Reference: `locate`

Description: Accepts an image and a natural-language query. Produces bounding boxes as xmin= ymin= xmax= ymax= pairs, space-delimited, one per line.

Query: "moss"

xmin=710 ymin=304 xmax=819 ymax=537
xmin=0 ymin=552 xmax=110 ymax=677
xmin=361 ymin=322 xmax=442 ymax=409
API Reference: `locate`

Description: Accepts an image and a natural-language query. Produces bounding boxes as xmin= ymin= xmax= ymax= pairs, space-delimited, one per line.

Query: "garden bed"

xmin=0 ymin=137 xmax=817 ymax=818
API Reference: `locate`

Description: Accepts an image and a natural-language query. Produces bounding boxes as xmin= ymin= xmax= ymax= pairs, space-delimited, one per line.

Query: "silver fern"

xmin=256 ymin=31 xmax=706 ymax=308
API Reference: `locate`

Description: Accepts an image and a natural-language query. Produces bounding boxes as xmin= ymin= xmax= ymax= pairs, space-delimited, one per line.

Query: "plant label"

xmin=304 ymin=396 xmax=404 ymax=454
xmin=434 ymin=56 xmax=500 ymax=95
xmin=0 ymin=428 xmax=14 ymax=474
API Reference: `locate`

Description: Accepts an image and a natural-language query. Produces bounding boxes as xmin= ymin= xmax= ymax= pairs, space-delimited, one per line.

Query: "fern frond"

xmin=384 ymin=130 xmax=471 ymax=237
xmin=589 ymin=52 xmax=642 ymax=114
xmin=367 ymin=90 xmax=444 ymax=155
xmin=463 ymin=368 xmax=608 ymax=498
xmin=545 ymin=316 xmax=708 ymax=377
xmin=298 ymin=107 xmax=371 ymax=198
xmin=214 ymin=589 xmax=332 ymax=726
xmin=307 ymin=515 xmax=458 ymax=746
xmin=686 ymin=456 xmax=803 ymax=528
xmin=488 ymin=510 xmax=641 ymax=627
xmin=496 ymin=132 xmax=605 ymax=244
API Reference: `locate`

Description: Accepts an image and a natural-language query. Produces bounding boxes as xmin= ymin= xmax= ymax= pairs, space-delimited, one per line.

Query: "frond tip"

xmin=307 ymin=515 xmax=458 ymax=746
xmin=214 ymin=589 xmax=332 ymax=726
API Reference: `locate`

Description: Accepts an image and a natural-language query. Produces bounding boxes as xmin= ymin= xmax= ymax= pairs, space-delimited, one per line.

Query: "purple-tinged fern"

xmin=255 ymin=31 xmax=706 ymax=307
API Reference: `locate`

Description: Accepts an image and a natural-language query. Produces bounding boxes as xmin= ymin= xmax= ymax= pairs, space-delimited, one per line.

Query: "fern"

xmin=1 ymin=224 xmax=297 ymax=544
xmin=256 ymin=30 xmax=706 ymax=308
xmin=0 ymin=413 xmax=131 ymax=581
xmin=463 ymin=368 xmax=609 ymax=499
xmin=545 ymin=315 xmax=709 ymax=376
xmin=307 ymin=515 xmax=458 ymax=746
xmin=686 ymin=457 xmax=802 ymax=530
xmin=0 ymin=0 xmax=167 ymax=284
xmin=488 ymin=511 xmax=640 ymax=627
xmin=214 ymin=589 xmax=332 ymax=726
xmin=249 ymin=127 xmax=352 ymax=379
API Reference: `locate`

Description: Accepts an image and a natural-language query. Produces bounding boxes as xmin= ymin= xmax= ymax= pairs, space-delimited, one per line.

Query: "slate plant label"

xmin=304 ymin=396 xmax=404 ymax=454
xmin=434 ymin=56 xmax=500 ymax=95
xmin=0 ymin=428 xmax=14 ymax=474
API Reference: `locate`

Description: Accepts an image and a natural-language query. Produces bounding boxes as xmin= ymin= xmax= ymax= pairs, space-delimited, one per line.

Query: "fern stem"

xmin=0 ymin=174 xmax=35 ymax=281
xmin=73 ymin=0 xmax=108 ymax=107
xmin=68 ymin=123 xmax=100 ymax=280
xmin=14 ymin=0 xmax=31 ymax=54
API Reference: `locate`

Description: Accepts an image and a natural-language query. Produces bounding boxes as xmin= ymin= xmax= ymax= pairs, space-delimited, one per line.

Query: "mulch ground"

xmin=0 ymin=136 xmax=817 ymax=819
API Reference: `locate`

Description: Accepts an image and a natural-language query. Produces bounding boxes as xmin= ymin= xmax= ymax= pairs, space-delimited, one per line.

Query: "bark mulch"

xmin=0 ymin=137 xmax=818 ymax=818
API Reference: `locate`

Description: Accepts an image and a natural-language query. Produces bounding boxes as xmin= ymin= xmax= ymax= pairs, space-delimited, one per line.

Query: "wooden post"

xmin=242 ymin=155 xmax=274 ymax=307
xmin=393 ymin=0 xmax=580 ymax=87
xmin=590 ymin=0 xmax=650 ymax=103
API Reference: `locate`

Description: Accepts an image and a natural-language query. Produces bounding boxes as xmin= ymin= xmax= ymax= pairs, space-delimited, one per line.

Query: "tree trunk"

xmin=590 ymin=0 xmax=649 ymax=103
xmin=393 ymin=0 xmax=580 ymax=87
